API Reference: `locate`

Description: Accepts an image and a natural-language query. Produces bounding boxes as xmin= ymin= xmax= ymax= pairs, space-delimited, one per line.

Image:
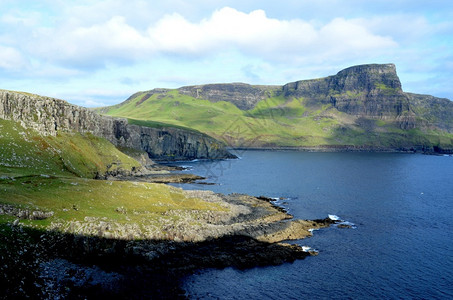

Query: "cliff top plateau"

xmin=99 ymin=63 xmax=453 ymax=153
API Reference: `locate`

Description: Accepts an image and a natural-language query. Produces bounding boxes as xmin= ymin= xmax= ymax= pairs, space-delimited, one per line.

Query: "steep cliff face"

xmin=178 ymin=83 xmax=279 ymax=110
xmin=96 ymin=63 xmax=453 ymax=151
xmin=0 ymin=90 xmax=235 ymax=160
xmin=281 ymin=64 xmax=415 ymax=128
xmin=407 ymin=93 xmax=453 ymax=133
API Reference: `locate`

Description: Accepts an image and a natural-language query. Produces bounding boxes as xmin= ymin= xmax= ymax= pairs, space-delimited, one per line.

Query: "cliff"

xmin=407 ymin=93 xmax=453 ymax=133
xmin=281 ymin=64 xmax=416 ymax=129
xmin=98 ymin=63 xmax=453 ymax=152
xmin=0 ymin=90 xmax=235 ymax=161
xmin=178 ymin=83 xmax=280 ymax=110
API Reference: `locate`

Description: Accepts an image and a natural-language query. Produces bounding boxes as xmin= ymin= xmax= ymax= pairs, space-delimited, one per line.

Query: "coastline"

xmin=230 ymin=145 xmax=453 ymax=154
xmin=1 ymin=183 xmax=342 ymax=298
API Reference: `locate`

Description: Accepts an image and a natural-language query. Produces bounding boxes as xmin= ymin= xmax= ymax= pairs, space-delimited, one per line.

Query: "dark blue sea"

xmin=170 ymin=151 xmax=453 ymax=299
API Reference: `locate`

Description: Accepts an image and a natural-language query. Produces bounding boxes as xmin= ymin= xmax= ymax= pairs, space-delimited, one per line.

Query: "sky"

xmin=0 ymin=0 xmax=452 ymax=107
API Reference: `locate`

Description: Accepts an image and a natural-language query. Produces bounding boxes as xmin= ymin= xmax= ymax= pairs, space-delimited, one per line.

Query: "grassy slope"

xmin=0 ymin=176 xmax=222 ymax=229
xmin=101 ymin=89 xmax=453 ymax=149
xmin=0 ymin=118 xmax=222 ymax=231
xmin=0 ymin=119 xmax=141 ymax=178
xmin=0 ymin=118 xmax=224 ymax=296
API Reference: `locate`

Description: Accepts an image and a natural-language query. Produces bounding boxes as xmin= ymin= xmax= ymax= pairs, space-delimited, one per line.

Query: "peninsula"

xmin=0 ymin=88 xmax=340 ymax=298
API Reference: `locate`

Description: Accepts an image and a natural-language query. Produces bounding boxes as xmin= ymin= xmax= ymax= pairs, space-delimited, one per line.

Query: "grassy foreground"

xmin=0 ymin=118 xmax=230 ymax=297
xmin=0 ymin=118 xmax=225 ymax=235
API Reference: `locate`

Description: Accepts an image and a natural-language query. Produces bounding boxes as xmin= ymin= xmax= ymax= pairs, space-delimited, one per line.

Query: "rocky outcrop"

xmin=281 ymin=64 xmax=416 ymax=129
xmin=407 ymin=92 xmax=453 ymax=133
xmin=0 ymin=90 xmax=235 ymax=160
xmin=178 ymin=83 xmax=280 ymax=110
xmin=167 ymin=64 xmax=441 ymax=131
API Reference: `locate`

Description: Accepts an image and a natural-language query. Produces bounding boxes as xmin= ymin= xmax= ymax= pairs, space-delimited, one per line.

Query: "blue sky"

xmin=0 ymin=0 xmax=452 ymax=107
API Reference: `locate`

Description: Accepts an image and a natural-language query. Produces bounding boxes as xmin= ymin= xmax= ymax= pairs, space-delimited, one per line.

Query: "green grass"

xmin=0 ymin=119 xmax=141 ymax=178
xmin=0 ymin=175 xmax=223 ymax=228
xmin=0 ymin=118 xmax=226 ymax=236
xmin=98 ymin=88 xmax=453 ymax=149
xmin=127 ymin=118 xmax=204 ymax=135
xmin=100 ymin=90 xmax=346 ymax=147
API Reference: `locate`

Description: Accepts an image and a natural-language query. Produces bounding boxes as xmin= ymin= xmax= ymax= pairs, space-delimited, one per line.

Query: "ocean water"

xmin=170 ymin=151 xmax=453 ymax=299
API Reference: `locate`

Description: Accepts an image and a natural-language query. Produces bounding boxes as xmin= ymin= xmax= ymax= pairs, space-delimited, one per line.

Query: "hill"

xmin=0 ymin=90 xmax=328 ymax=297
xmin=0 ymin=90 xmax=234 ymax=161
xmin=98 ymin=64 xmax=453 ymax=153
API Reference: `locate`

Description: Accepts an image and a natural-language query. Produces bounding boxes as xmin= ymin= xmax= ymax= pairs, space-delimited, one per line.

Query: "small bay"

xmin=169 ymin=151 xmax=453 ymax=299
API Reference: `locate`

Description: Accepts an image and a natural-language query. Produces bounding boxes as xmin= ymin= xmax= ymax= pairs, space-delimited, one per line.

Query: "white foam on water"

xmin=328 ymin=214 xmax=341 ymax=221
xmin=301 ymin=246 xmax=318 ymax=253
xmin=337 ymin=221 xmax=357 ymax=229
xmin=328 ymin=214 xmax=357 ymax=229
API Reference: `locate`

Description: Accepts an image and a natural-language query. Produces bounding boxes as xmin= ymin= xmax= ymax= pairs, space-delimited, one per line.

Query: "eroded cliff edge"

xmin=0 ymin=90 xmax=235 ymax=161
xmin=101 ymin=63 xmax=453 ymax=152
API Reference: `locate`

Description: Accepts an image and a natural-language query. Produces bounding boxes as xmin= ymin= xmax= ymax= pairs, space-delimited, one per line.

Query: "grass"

xmin=0 ymin=175 xmax=223 ymax=229
xmin=98 ymin=88 xmax=453 ymax=149
xmin=127 ymin=118 xmax=204 ymax=135
xmin=0 ymin=118 xmax=226 ymax=236
xmin=100 ymin=90 xmax=345 ymax=147
xmin=0 ymin=119 xmax=141 ymax=178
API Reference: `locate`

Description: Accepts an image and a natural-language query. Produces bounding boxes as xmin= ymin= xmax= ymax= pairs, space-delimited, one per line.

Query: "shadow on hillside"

xmin=327 ymin=123 xmax=453 ymax=153
xmin=0 ymin=223 xmax=312 ymax=299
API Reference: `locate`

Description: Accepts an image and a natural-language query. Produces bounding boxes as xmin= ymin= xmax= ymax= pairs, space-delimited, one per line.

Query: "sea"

xmin=168 ymin=150 xmax=453 ymax=300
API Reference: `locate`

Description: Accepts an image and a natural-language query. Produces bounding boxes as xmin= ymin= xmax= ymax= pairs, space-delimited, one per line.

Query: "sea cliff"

xmin=0 ymin=90 xmax=235 ymax=160
xmin=99 ymin=64 xmax=453 ymax=152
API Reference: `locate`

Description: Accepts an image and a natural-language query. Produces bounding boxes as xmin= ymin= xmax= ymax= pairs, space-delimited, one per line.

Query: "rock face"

xmin=281 ymin=64 xmax=416 ymax=128
xmin=163 ymin=64 xmax=445 ymax=131
xmin=178 ymin=83 xmax=280 ymax=110
xmin=0 ymin=90 xmax=235 ymax=160
xmin=407 ymin=92 xmax=453 ymax=133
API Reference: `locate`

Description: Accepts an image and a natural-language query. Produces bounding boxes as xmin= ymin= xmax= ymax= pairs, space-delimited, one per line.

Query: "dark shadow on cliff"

xmin=324 ymin=122 xmax=453 ymax=154
xmin=0 ymin=223 xmax=316 ymax=299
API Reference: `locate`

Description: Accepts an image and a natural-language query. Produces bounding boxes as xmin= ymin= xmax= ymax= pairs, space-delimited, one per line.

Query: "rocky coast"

xmin=1 ymin=186 xmax=341 ymax=298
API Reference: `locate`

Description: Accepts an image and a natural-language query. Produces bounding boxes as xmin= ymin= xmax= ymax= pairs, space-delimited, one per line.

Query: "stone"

xmin=281 ymin=63 xmax=416 ymax=129
xmin=0 ymin=90 xmax=235 ymax=161
xmin=178 ymin=83 xmax=280 ymax=110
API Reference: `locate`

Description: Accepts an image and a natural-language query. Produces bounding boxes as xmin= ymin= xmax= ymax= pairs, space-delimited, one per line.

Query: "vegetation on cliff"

xmin=0 ymin=99 xmax=332 ymax=297
xmin=0 ymin=89 xmax=235 ymax=161
xmin=98 ymin=64 xmax=453 ymax=152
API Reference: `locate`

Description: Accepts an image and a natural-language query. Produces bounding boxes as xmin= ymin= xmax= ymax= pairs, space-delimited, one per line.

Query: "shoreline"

xmin=1 ymin=187 xmax=343 ymax=298
xmin=229 ymin=145 xmax=453 ymax=155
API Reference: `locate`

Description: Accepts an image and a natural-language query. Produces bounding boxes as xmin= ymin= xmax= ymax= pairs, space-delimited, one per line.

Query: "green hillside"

xmin=0 ymin=118 xmax=141 ymax=178
xmin=0 ymin=118 xmax=225 ymax=231
xmin=0 ymin=118 xmax=229 ymax=297
xmin=99 ymin=88 xmax=453 ymax=150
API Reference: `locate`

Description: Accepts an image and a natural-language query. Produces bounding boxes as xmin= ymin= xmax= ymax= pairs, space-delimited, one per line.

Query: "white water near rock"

xmin=172 ymin=150 xmax=453 ymax=299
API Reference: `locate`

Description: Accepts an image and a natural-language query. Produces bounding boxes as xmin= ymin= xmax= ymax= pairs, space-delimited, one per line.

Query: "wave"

xmin=328 ymin=214 xmax=357 ymax=229
xmin=328 ymin=214 xmax=341 ymax=221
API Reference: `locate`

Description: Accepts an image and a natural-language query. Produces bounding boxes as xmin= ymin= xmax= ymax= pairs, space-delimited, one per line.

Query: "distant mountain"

xmin=98 ymin=64 xmax=453 ymax=153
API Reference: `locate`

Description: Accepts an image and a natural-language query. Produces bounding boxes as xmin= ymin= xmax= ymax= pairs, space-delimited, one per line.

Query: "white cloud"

xmin=147 ymin=7 xmax=396 ymax=61
xmin=1 ymin=2 xmax=452 ymax=103
xmin=28 ymin=7 xmax=397 ymax=67
xmin=0 ymin=45 xmax=27 ymax=70
xmin=33 ymin=16 xmax=152 ymax=65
